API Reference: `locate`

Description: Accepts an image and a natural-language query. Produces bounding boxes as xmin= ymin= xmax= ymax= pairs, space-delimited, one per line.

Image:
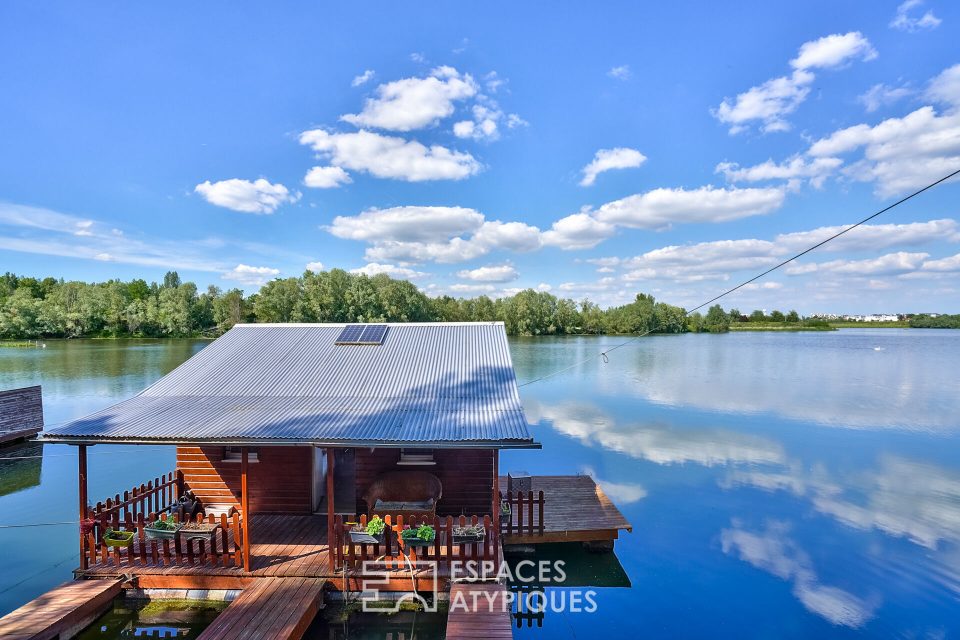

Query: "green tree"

xmin=749 ymin=309 xmax=766 ymax=323
xmin=770 ymin=310 xmax=785 ymax=322
xmin=704 ymin=304 xmax=731 ymax=333
xmin=786 ymin=310 xmax=800 ymax=323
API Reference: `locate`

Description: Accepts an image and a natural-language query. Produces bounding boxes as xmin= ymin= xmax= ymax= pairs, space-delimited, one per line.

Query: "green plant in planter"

xmin=401 ymin=523 xmax=435 ymax=544
xmin=365 ymin=516 xmax=386 ymax=536
xmin=150 ymin=518 xmax=179 ymax=531
xmin=103 ymin=528 xmax=135 ymax=547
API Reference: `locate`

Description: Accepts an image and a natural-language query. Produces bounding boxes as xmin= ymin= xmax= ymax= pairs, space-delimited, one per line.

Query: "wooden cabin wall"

xmin=176 ymin=446 xmax=312 ymax=514
xmin=354 ymin=448 xmax=495 ymax=517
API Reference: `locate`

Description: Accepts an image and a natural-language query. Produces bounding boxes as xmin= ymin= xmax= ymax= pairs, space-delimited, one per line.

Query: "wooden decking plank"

xmin=198 ymin=577 xmax=323 ymax=640
xmin=447 ymin=583 xmax=513 ymax=640
xmin=0 ymin=578 xmax=122 ymax=640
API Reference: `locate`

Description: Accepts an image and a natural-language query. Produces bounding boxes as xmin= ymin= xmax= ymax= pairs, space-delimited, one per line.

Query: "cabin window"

xmin=223 ymin=446 xmax=259 ymax=462
xmin=397 ymin=448 xmax=435 ymax=466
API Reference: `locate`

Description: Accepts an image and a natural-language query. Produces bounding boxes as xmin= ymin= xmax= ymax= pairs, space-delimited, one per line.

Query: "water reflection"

xmin=0 ymin=442 xmax=43 ymax=497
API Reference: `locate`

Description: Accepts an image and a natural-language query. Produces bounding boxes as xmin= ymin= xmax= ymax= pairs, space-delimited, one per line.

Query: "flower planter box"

xmin=401 ymin=526 xmax=436 ymax=547
xmin=349 ymin=530 xmax=384 ymax=545
xmin=145 ymin=524 xmax=182 ymax=540
xmin=452 ymin=527 xmax=486 ymax=544
xmin=401 ymin=535 xmax=435 ymax=547
xmin=103 ymin=530 xmax=135 ymax=548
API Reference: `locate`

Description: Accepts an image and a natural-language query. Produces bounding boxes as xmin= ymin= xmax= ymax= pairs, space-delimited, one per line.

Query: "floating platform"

xmin=0 ymin=386 xmax=43 ymax=446
xmin=0 ymin=578 xmax=122 ymax=640
xmin=196 ymin=577 xmax=324 ymax=640
xmin=447 ymin=583 xmax=513 ymax=640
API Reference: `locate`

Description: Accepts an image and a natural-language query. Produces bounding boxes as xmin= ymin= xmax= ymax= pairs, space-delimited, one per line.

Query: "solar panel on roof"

xmin=335 ymin=323 xmax=388 ymax=345
xmin=360 ymin=324 xmax=388 ymax=344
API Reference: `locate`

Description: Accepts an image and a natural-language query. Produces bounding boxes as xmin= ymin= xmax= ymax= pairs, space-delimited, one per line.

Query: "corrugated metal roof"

xmin=42 ymin=323 xmax=535 ymax=447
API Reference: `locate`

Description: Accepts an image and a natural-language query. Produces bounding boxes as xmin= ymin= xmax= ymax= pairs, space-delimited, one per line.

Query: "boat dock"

xmin=196 ymin=577 xmax=324 ymax=640
xmin=446 ymin=583 xmax=513 ymax=640
xmin=0 ymin=578 xmax=122 ymax=640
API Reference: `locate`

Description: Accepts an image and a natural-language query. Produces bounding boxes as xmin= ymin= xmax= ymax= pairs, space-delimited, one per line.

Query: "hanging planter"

xmin=499 ymin=501 xmax=512 ymax=525
xmin=349 ymin=516 xmax=385 ymax=544
xmin=80 ymin=518 xmax=96 ymax=536
xmin=452 ymin=524 xmax=486 ymax=544
xmin=401 ymin=524 xmax=436 ymax=547
xmin=145 ymin=518 xmax=182 ymax=540
xmin=103 ymin=529 xmax=135 ymax=548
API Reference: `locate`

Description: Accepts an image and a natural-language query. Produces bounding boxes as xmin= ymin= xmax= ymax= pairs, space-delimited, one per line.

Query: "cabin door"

xmin=313 ymin=447 xmax=357 ymax=514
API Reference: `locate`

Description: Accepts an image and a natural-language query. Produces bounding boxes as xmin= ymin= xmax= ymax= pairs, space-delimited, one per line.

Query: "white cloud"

xmin=579 ymin=147 xmax=647 ymax=186
xmin=452 ymin=102 xmax=524 ymax=142
xmin=581 ymin=467 xmax=646 ymax=504
xmin=721 ymin=521 xmax=878 ymax=628
xmin=456 ymin=264 xmax=519 ymax=282
xmin=340 ymin=66 xmax=477 ymax=131
xmin=194 ymin=178 xmax=299 ymax=214
xmin=471 ymin=220 xmax=543 ymax=253
xmin=925 ymin=63 xmax=960 ymax=107
xmin=94 ymin=252 xmax=112 ymax=261
xmin=303 ymin=166 xmax=352 ymax=189
xmin=222 ymin=264 xmax=281 ymax=286
xmin=890 ymin=0 xmax=942 ymax=32
xmin=350 ymin=262 xmax=427 ymax=280
xmin=922 ymin=252 xmax=960 ymax=272
xmin=365 ymin=238 xmax=490 ymax=264
xmin=305 ymin=261 xmax=325 ymax=272
xmin=607 ymin=65 xmax=631 ymax=80
xmin=299 ymin=129 xmax=481 ymax=182
xmin=789 ymin=32 xmax=877 ymax=71
xmin=716 ymin=156 xmax=842 ymax=188
xmin=351 ymin=69 xmax=375 ymax=87
xmin=713 ymin=32 xmax=875 ymax=134
xmin=542 ymin=213 xmax=617 ymax=250
xmin=326 ymin=206 xmax=484 ymax=243
xmin=858 ymin=82 xmax=914 ymax=113
xmin=786 ymin=251 xmax=930 ymax=277
xmin=807 ymin=105 xmax=960 ymax=197
xmin=592 ymin=185 xmax=786 ymax=230
xmin=775 ymin=219 xmax=960 ymax=253
xmin=446 ymin=282 xmax=497 ymax=294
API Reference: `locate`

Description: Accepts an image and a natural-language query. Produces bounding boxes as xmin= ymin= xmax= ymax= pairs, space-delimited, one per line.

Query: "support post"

xmin=241 ymin=447 xmax=251 ymax=572
xmin=326 ymin=448 xmax=335 ymax=571
xmin=492 ymin=449 xmax=500 ymax=524
xmin=78 ymin=444 xmax=89 ymax=571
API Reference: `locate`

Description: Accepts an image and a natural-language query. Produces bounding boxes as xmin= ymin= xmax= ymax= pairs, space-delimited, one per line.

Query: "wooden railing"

xmin=333 ymin=514 xmax=498 ymax=574
xmin=82 ymin=472 xmax=246 ymax=570
xmin=499 ymin=490 xmax=545 ymax=537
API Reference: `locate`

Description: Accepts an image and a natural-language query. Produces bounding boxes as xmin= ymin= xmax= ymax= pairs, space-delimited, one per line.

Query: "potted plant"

xmin=452 ymin=523 xmax=486 ymax=544
xmin=80 ymin=518 xmax=96 ymax=536
xmin=145 ymin=518 xmax=182 ymax=540
xmin=349 ymin=515 xmax=386 ymax=544
xmin=103 ymin=529 xmax=135 ymax=548
xmin=401 ymin=523 xmax=436 ymax=547
xmin=499 ymin=500 xmax=512 ymax=525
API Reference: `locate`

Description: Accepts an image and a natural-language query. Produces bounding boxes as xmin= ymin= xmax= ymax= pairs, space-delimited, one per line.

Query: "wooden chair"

xmin=363 ymin=471 xmax=443 ymax=520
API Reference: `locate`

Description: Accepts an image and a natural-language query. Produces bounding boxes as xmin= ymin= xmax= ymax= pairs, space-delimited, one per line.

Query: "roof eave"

xmin=37 ymin=434 xmax=542 ymax=450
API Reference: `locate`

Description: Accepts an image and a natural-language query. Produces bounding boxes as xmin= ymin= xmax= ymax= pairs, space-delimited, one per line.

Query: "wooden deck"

xmin=0 ymin=386 xmax=43 ymax=446
xmin=446 ymin=583 xmax=513 ymax=640
xmin=197 ymin=578 xmax=324 ymax=640
xmin=499 ymin=475 xmax=632 ymax=544
xmin=0 ymin=578 xmax=122 ymax=640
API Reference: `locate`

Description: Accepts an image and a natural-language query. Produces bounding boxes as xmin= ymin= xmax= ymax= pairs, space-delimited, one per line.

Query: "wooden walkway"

xmin=0 ymin=578 xmax=122 ymax=640
xmin=499 ymin=475 xmax=632 ymax=543
xmin=196 ymin=577 xmax=324 ymax=640
xmin=446 ymin=583 xmax=513 ymax=640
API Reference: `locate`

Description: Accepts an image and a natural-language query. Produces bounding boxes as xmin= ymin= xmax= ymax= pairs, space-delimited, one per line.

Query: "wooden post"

xmin=326 ymin=448 xmax=335 ymax=571
xmin=492 ymin=449 xmax=500 ymax=523
xmin=241 ymin=447 xmax=251 ymax=573
xmin=78 ymin=444 xmax=89 ymax=571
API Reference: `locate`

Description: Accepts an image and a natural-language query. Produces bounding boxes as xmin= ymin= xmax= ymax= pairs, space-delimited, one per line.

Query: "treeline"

xmin=908 ymin=313 xmax=960 ymax=328
xmin=0 ymin=270 xmax=737 ymax=339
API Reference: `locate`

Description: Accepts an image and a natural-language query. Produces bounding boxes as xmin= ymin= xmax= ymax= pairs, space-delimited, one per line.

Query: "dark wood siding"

xmin=0 ymin=385 xmax=43 ymax=444
xmin=176 ymin=446 xmax=312 ymax=514
xmin=354 ymin=448 xmax=495 ymax=516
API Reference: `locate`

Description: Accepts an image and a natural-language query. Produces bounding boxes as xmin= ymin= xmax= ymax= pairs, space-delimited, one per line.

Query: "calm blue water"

xmin=1 ymin=331 xmax=959 ymax=637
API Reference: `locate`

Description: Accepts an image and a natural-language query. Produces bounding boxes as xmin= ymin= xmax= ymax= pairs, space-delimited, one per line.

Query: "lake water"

xmin=1 ymin=331 xmax=959 ymax=637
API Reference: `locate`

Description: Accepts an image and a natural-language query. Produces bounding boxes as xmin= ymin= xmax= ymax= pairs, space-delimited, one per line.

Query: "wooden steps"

xmin=446 ymin=583 xmax=513 ymax=639
xmin=197 ymin=577 xmax=325 ymax=640
xmin=0 ymin=578 xmax=122 ymax=640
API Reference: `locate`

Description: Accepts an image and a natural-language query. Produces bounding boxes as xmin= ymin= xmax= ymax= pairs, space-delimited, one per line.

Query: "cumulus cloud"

xmin=807 ymin=105 xmax=960 ymax=197
xmin=456 ymin=263 xmax=519 ymax=282
xmin=775 ymin=219 xmax=960 ymax=253
xmin=350 ymin=262 xmax=427 ymax=280
xmin=721 ymin=521 xmax=878 ymax=627
xmin=351 ymin=69 xmax=375 ymax=87
xmin=299 ymin=129 xmax=481 ymax=182
xmin=326 ymin=206 xmax=484 ymax=243
xmin=542 ymin=212 xmax=617 ymax=250
xmin=303 ymin=166 xmax=352 ymax=189
xmin=194 ymin=178 xmax=300 ymax=214
xmin=858 ymin=82 xmax=914 ymax=113
xmin=453 ymin=101 xmax=526 ymax=142
xmin=340 ymin=66 xmax=477 ymax=131
xmin=713 ymin=32 xmax=876 ymax=134
xmin=592 ymin=185 xmax=785 ymax=230
xmin=925 ymin=63 xmax=960 ymax=107
xmin=786 ymin=251 xmax=930 ymax=277
xmin=579 ymin=147 xmax=647 ymax=186
xmin=305 ymin=261 xmax=325 ymax=272
xmin=716 ymin=156 xmax=842 ymax=188
xmin=607 ymin=65 xmax=631 ymax=80
xmin=890 ymin=0 xmax=942 ymax=32
xmin=222 ymin=264 xmax=281 ymax=286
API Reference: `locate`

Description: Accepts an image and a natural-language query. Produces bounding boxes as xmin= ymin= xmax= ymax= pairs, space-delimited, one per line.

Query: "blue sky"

xmin=1 ymin=1 xmax=959 ymax=313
